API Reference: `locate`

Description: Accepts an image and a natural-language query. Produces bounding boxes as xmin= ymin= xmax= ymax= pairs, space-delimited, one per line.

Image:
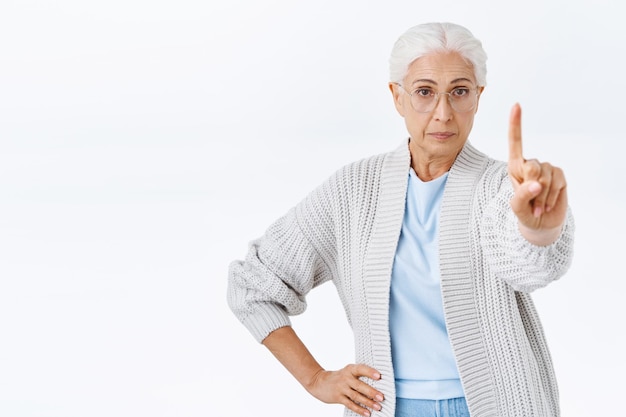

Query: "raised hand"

xmin=307 ymin=364 xmax=384 ymax=417
xmin=507 ymin=103 xmax=568 ymax=245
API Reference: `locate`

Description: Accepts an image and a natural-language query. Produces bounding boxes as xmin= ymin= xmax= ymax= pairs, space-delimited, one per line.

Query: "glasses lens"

xmin=410 ymin=89 xmax=477 ymax=113
xmin=450 ymin=90 xmax=477 ymax=112
xmin=410 ymin=89 xmax=436 ymax=113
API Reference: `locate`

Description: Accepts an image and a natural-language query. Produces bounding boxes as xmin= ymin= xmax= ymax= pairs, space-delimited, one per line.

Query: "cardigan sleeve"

xmin=479 ymin=163 xmax=575 ymax=293
xmin=227 ymin=175 xmax=338 ymax=343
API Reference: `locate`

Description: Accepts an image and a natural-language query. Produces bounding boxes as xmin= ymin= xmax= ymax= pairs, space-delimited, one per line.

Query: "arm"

xmin=480 ymin=190 xmax=574 ymax=292
xmin=228 ymin=173 xmax=385 ymax=416
xmin=262 ymin=326 xmax=384 ymax=417
xmin=227 ymin=182 xmax=336 ymax=342
xmin=479 ymin=104 xmax=575 ymax=292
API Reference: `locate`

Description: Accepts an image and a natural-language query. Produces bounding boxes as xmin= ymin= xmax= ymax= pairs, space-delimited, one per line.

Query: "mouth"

xmin=428 ymin=132 xmax=456 ymax=140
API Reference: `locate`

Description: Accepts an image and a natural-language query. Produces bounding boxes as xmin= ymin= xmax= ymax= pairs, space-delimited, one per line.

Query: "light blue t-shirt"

xmin=389 ymin=169 xmax=464 ymax=400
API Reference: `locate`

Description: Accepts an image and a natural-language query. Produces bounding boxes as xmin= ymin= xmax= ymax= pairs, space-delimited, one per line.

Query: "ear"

xmin=474 ymin=86 xmax=485 ymax=114
xmin=389 ymin=82 xmax=406 ymax=117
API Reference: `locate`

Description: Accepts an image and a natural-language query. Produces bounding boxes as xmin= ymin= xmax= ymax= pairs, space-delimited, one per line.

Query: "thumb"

xmin=511 ymin=180 xmax=542 ymax=212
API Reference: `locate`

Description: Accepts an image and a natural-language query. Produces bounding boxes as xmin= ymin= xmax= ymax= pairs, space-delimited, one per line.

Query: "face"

xmin=389 ymin=51 xmax=484 ymax=164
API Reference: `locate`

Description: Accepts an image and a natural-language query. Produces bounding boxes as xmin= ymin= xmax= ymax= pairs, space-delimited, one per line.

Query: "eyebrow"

xmin=410 ymin=77 xmax=474 ymax=86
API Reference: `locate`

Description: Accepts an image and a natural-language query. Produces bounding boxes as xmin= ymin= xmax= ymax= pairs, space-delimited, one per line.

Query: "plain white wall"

xmin=0 ymin=0 xmax=623 ymax=416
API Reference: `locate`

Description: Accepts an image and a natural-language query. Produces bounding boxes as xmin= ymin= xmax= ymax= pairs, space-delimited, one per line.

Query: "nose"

xmin=432 ymin=93 xmax=453 ymax=121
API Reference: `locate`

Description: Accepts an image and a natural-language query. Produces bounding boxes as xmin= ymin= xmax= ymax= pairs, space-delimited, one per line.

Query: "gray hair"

xmin=389 ymin=22 xmax=488 ymax=87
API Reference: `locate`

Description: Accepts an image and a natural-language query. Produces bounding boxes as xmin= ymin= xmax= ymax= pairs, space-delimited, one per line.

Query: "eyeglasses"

xmin=396 ymin=84 xmax=480 ymax=113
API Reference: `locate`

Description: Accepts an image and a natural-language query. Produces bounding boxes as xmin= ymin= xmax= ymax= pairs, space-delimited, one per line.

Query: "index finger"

xmin=508 ymin=102 xmax=524 ymax=162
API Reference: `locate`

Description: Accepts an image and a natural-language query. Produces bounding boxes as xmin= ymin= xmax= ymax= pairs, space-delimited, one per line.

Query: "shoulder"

xmin=460 ymin=142 xmax=508 ymax=185
xmin=326 ymin=140 xmax=409 ymax=189
xmin=458 ymin=144 xmax=515 ymax=212
xmin=293 ymin=141 xmax=407 ymax=240
xmin=481 ymin=157 xmax=510 ymax=196
xmin=446 ymin=142 xmax=511 ymax=206
xmin=296 ymin=141 xmax=408 ymax=218
xmin=340 ymin=142 xmax=405 ymax=175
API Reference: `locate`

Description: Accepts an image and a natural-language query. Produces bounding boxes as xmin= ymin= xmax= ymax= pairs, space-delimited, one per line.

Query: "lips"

xmin=428 ymin=132 xmax=456 ymax=140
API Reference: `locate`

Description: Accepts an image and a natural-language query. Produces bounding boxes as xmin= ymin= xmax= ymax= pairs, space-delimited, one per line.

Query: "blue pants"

xmin=395 ymin=397 xmax=470 ymax=417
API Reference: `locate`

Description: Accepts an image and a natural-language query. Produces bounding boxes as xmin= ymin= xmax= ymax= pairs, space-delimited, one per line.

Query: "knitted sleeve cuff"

xmin=481 ymin=200 xmax=575 ymax=292
xmin=240 ymin=303 xmax=293 ymax=343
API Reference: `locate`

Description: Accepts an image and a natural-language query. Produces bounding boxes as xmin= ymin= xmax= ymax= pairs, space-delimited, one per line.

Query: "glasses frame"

xmin=396 ymin=83 xmax=480 ymax=114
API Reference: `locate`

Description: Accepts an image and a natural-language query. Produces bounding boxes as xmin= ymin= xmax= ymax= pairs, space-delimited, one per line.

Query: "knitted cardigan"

xmin=227 ymin=140 xmax=575 ymax=417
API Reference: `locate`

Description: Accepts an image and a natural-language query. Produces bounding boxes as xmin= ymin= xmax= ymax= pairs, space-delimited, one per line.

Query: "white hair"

xmin=389 ymin=22 xmax=488 ymax=86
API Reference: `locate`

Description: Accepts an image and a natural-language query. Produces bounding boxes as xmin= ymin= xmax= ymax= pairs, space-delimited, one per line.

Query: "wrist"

xmin=518 ymin=222 xmax=563 ymax=246
xmin=304 ymin=367 xmax=326 ymax=394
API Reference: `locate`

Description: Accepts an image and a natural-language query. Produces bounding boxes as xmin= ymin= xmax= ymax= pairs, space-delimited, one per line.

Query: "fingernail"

xmin=529 ymin=181 xmax=541 ymax=194
xmin=375 ymin=394 xmax=384 ymax=401
xmin=534 ymin=206 xmax=542 ymax=217
xmin=373 ymin=403 xmax=382 ymax=411
xmin=372 ymin=372 xmax=381 ymax=379
xmin=363 ymin=411 xmax=370 ymax=417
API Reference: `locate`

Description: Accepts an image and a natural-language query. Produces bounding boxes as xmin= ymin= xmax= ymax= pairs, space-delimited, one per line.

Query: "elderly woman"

xmin=227 ymin=22 xmax=574 ymax=417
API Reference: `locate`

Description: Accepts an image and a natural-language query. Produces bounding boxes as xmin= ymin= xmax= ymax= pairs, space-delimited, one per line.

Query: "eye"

xmin=451 ymin=87 xmax=471 ymax=98
xmin=413 ymin=88 xmax=434 ymax=98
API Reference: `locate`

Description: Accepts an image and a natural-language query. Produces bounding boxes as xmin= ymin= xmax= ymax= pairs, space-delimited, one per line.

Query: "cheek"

xmin=459 ymin=115 xmax=476 ymax=136
xmin=404 ymin=113 xmax=428 ymax=136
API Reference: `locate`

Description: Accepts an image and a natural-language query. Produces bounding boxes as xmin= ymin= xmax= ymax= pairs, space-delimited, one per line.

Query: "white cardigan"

xmin=228 ymin=140 xmax=575 ymax=417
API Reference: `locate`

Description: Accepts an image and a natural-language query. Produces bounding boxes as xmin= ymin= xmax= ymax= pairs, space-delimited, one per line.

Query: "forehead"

xmin=404 ymin=51 xmax=476 ymax=86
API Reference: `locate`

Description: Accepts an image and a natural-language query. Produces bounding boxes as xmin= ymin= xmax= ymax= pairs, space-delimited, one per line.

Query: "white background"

xmin=1 ymin=0 xmax=624 ymax=416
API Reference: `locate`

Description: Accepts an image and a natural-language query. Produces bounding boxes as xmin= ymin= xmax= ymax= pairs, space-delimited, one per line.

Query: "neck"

xmin=408 ymin=139 xmax=465 ymax=181
xmin=410 ymin=152 xmax=459 ymax=182
xmin=412 ymin=160 xmax=452 ymax=181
